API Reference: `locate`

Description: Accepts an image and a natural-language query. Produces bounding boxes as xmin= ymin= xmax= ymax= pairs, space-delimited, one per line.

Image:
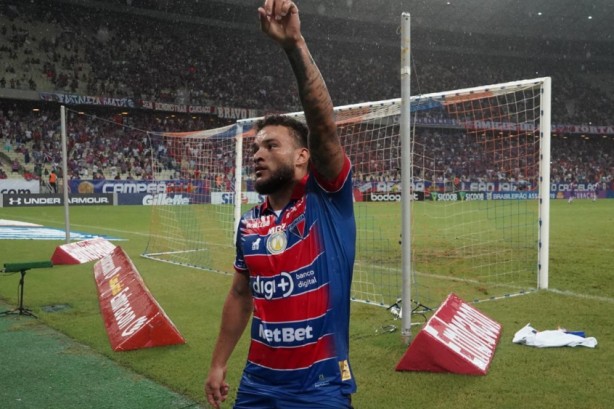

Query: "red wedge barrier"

xmin=93 ymin=247 xmax=185 ymax=351
xmin=51 ymin=237 xmax=116 ymax=264
xmin=396 ymin=293 xmax=502 ymax=375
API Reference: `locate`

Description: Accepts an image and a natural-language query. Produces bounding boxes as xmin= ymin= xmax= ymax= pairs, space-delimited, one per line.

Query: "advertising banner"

xmin=51 ymin=237 xmax=116 ymax=265
xmin=0 ymin=179 xmax=40 ymax=194
xmin=210 ymin=191 xmax=263 ymax=205
xmin=117 ymin=193 xmax=192 ymax=206
xmin=396 ymin=293 xmax=502 ymax=375
xmin=1 ymin=193 xmax=114 ymax=207
xmin=93 ymin=247 xmax=186 ymax=351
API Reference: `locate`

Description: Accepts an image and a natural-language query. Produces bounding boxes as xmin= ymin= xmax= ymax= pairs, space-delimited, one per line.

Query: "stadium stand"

xmin=0 ymin=0 xmax=612 ymax=188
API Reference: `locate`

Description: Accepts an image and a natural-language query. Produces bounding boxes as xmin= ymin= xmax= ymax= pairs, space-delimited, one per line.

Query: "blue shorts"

xmin=233 ymin=373 xmax=353 ymax=409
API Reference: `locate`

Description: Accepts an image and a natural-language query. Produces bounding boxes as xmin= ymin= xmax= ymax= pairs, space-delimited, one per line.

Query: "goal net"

xmin=142 ymin=124 xmax=241 ymax=273
xmin=403 ymin=78 xmax=551 ymax=313
xmin=143 ymin=77 xmax=551 ymax=314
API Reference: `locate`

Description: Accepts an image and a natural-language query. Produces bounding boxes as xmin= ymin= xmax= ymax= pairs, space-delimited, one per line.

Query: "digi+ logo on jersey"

xmin=251 ymin=272 xmax=294 ymax=300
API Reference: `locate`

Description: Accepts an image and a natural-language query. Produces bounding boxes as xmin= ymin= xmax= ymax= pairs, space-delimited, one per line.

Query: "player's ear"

xmin=296 ymin=147 xmax=309 ymax=166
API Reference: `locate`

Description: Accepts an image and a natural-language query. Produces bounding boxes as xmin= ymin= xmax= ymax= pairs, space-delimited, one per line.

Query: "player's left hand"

xmin=204 ymin=368 xmax=229 ymax=409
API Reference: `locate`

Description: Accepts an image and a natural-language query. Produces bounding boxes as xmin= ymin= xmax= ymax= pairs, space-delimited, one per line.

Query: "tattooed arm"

xmin=258 ymin=0 xmax=344 ymax=181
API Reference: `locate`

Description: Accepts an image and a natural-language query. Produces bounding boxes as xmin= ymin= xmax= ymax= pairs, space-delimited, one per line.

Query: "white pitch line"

xmin=547 ymin=288 xmax=614 ymax=304
xmin=4 ymin=215 xmax=149 ymax=238
xmin=66 ymin=223 xmax=150 ymax=238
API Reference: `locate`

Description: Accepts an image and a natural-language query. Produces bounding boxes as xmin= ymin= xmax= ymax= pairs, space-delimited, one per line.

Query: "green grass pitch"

xmin=0 ymin=199 xmax=613 ymax=408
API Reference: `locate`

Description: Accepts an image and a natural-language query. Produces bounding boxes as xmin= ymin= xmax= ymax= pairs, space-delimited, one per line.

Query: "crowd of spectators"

xmin=2 ymin=103 xmax=612 ymax=194
xmin=1 ymin=1 xmax=613 ymax=121
xmin=0 ymin=103 xmax=233 ymax=183
xmin=0 ymin=1 xmax=612 ymax=192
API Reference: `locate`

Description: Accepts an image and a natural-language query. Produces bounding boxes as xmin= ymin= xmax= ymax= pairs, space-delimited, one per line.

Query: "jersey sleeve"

xmin=233 ymin=215 xmax=248 ymax=273
xmin=312 ymin=154 xmax=352 ymax=193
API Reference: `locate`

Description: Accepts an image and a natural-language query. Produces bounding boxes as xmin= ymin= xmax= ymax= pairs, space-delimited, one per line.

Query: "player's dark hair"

xmin=254 ymin=115 xmax=309 ymax=148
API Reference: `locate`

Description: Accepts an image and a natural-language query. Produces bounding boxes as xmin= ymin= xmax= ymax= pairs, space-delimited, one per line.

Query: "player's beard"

xmin=254 ymin=162 xmax=295 ymax=195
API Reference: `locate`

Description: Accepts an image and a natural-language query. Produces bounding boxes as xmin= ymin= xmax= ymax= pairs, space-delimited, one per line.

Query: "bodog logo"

xmin=369 ymin=192 xmax=402 ymax=202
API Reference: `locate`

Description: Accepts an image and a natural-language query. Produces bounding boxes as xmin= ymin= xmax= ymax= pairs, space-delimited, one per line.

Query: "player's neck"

xmin=267 ymin=188 xmax=294 ymax=212
xmin=267 ymin=169 xmax=308 ymax=211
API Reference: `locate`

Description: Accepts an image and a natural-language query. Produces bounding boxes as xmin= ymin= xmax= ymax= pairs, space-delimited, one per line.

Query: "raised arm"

xmin=258 ymin=0 xmax=344 ymax=181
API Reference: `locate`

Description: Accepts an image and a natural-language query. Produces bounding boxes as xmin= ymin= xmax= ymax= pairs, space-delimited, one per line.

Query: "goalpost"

xmin=143 ymin=16 xmax=551 ymax=335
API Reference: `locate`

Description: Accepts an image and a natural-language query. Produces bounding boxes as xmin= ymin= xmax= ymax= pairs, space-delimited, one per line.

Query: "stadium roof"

xmin=90 ymin=1 xmax=614 ymax=45
xmin=215 ymin=0 xmax=613 ymax=43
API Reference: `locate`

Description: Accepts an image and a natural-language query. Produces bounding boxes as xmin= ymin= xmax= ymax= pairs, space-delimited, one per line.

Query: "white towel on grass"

xmin=512 ymin=323 xmax=598 ymax=348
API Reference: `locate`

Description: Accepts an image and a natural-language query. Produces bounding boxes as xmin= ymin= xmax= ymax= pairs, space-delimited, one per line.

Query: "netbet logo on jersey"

xmin=258 ymin=323 xmax=314 ymax=345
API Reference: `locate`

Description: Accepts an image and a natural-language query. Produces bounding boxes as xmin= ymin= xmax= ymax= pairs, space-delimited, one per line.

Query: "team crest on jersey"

xmin=266 ymin=231 xmax=287 ymax=254
xmin=288 ymin=214 xmax=306 ymax=239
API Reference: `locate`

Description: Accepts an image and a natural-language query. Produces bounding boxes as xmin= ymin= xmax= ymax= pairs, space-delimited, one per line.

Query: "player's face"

xmin=252 ymin=125 xmax=303 ymax=195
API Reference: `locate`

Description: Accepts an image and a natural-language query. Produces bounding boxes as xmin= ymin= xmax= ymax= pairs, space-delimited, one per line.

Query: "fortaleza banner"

xmin=39 ymin=92 xmax=259 ymax=119
xmin=93 ymin=247 xmax=185 ymax=351
xmin=408 ymin=117 xmax=614 ymax=136
xmin=39 ymin=92 xmax=136 ymax=108
xmin=35 ymin=90 xmax=614 ymax=134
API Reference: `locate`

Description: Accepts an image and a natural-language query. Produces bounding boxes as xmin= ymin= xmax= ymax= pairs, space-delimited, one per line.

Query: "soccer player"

xmin=204 ymin=1 xmax=356 ymax=408
xmin=568 ymin=179 xmax=576 ymax=204
xmin=592 ymin=179 xmax=601 ymax=202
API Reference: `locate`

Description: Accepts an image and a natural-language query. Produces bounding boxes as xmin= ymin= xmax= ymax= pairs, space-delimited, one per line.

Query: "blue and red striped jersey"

xmin=234 ymin=155 xmax=356 ymax=394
